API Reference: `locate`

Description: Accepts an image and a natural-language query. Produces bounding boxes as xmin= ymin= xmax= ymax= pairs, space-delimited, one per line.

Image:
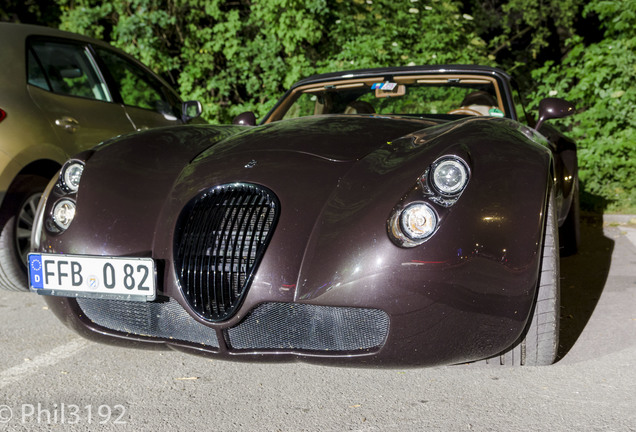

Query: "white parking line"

xmin=0 ymin=338 xmax=90 ymax=389
xmin=624 ymin=226 xmax=636 ymax=249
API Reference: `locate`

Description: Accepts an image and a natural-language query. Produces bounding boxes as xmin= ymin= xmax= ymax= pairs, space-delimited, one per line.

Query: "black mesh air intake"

xmin=174 ymin=183 xmax=279 ymax=322
xmin=76 ymin=297 xmax=219 ymax=347
xmin=226 ymin=303 xmax=390 ymax=352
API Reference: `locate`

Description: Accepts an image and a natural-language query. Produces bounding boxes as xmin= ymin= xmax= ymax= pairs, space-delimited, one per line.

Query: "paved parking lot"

xmin=1 ymin=215 xmax=635 ymax=431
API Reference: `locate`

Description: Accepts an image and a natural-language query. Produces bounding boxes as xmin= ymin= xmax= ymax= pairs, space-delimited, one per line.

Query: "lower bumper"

xmin=44 ymin=289 xmax=529 ymax=367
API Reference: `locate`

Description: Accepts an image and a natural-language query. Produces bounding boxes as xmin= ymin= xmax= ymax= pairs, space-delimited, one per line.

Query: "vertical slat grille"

xmin=174 ymin=183 xmax=279 ymax=322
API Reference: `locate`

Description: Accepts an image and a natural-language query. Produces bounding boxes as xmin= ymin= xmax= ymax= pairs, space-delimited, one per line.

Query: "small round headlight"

xmin=52 ymin=199 xmax=76 ymax=231
xmin=400 ymin=202 xmax=437 ymax=240
xmin=61 ymin=162 xmax=84 ymax=193
xmin=431 ymin=158 xmax=469 ymax=196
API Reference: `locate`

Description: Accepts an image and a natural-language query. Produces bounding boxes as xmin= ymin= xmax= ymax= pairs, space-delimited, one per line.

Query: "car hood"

xmin=193 ymin=115 xmax=439 ymax=163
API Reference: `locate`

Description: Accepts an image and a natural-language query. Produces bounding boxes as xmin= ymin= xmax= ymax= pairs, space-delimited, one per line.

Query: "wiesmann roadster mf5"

xmin=28 ymin=65 xmax=578 ymax=367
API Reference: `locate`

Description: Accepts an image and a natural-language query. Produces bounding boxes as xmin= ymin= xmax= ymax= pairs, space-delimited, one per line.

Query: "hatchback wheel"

xmin=0 ymin=175 xmax=48 ymax=291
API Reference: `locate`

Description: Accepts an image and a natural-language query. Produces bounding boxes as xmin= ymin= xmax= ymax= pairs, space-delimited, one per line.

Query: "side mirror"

xmin=182 ymin=100 xmax=202 ymax=122
xmin=534 ymin=98 xmax=575 ymax=130
xmin=233 ymin=111 xmax=257 ymax=126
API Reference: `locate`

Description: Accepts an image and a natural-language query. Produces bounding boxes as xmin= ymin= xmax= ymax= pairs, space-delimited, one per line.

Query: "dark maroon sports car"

xmin=28 ymin=65 xmax=578 ymax=367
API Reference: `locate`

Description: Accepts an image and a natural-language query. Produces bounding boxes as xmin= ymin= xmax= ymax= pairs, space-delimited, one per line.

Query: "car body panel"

xmin=27 ymin=85 xmax=134 ymax=153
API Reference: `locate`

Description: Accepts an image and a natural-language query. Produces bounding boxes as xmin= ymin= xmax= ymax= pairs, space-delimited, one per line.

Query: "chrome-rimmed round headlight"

xmin=430 ymin=157 xmax=469 ymax=196
xmin=60 ymin=161 xmax=84 ymax=193
xmin=399 ymin=202 xmax=438 ymax=241
xmin=52 ymin=199 xmax=76 ymax=231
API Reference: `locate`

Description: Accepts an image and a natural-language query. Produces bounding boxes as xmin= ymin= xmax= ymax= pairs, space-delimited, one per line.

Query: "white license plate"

xmin=28 ymin=253 xmax=156 ymax=301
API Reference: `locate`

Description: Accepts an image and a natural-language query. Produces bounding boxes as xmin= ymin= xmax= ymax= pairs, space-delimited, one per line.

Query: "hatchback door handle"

xmin=55 ymin=116 xmax=80 ymax=133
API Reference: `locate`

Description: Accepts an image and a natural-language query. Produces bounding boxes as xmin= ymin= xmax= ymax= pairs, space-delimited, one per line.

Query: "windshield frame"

xmin=263 ymin=72 xmax=513 ymax=124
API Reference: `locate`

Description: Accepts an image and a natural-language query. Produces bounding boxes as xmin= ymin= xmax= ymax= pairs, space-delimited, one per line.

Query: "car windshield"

xmin=267 ymin=74 xmax=507 ymax=123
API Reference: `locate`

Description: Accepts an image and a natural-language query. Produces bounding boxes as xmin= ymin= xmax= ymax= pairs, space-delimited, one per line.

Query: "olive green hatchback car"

xmin=0 ymin=23 xmax=202 ymax=291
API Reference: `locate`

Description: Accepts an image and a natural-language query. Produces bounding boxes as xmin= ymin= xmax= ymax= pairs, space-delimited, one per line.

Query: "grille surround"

xmin=174 ymin=183 xmax=279 ymax=322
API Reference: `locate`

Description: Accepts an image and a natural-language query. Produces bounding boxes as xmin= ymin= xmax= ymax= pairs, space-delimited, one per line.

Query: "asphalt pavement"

xmin=0 ymin=214 xmax=634 ymax=431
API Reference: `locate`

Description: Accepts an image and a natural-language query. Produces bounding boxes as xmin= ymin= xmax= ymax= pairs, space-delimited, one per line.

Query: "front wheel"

xmin=485 ymin=188 xmax=560 ymax=366
xmin=0 ymin=175 xmax=49 ymax=292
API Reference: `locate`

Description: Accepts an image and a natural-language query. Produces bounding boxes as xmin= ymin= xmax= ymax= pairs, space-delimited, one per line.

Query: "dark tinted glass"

xmin=95 ymin=47 xmax=179 ymax=118
xmin=28 ymin=40 xmax=110 ymax=101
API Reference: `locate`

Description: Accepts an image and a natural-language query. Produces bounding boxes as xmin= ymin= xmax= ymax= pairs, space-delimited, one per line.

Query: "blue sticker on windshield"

xmin=372 ymin=82 xmax=397 ymax=91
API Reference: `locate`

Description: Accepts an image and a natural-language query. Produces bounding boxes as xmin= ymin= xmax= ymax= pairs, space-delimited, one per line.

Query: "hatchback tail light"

xmin=0 ymin=109 xmax=6 ymax=123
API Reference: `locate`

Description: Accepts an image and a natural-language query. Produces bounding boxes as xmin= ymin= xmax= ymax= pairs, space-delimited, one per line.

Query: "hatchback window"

xmin=95 ymin=47 xmax=179 ymax=119
xmin=28 ymin=40 xmax=111 ymax=102
xmin=27 ymin=50 xmax=50 ymax=90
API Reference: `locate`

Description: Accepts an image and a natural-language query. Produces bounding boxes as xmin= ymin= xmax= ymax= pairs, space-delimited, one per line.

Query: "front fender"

xmin=293 ymin=118 xmax=553 ymax=363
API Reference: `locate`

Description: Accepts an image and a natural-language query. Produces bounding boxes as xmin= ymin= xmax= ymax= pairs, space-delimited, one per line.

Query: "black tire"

xmin=484 ymin=189 xmax=560 ymax=366
xmin=559 ymin=178 xmax=580 ymax=256
xmin=0 ymin=175 xmax=49 ymax=292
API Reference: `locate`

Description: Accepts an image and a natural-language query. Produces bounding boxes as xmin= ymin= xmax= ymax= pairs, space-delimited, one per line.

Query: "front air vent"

xmin=174 ymin=183 xmax=279 ymax=322
xmin=77 ymin=297 xmax=219 ymax=347
xmin=226 ymin=302 xmax=390 ymax=352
